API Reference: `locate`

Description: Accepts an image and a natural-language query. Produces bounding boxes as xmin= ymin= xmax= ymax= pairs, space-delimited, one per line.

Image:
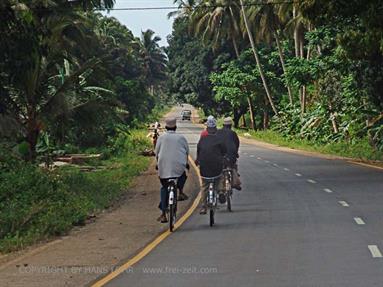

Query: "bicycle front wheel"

xmin=209 ymin=208 xmax=214 ymax=227
xmin=169 ymin=204 xmax=175 ymax=232
xmin=227 ymin=192 xmax=232 ymax=212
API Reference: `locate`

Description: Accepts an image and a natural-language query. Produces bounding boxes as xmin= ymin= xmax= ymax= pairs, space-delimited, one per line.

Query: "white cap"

xmin=223 ymin=117 xmax=233 ymax=125
xmin=165 ymin=117 xmax=176 ymax=128
xmin=206 ymin=116 xmax=216 ymax=128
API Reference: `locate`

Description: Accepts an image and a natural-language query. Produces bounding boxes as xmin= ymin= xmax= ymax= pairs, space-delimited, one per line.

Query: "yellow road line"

xmin=91 ymin=156 xmax=201 ymax=287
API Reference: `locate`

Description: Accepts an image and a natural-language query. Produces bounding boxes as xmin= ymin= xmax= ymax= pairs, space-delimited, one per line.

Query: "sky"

xmin=104 ymin=0 xmax=178 ymax=46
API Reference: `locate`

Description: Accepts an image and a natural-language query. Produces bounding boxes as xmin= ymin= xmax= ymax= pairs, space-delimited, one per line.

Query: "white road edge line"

xmin=273 ymin=163 xmax=279 ymax=167
xmin=368 ymin=245 xmax=383 ymax=258
xmin=324 ymin=188 xmax=333 ymax=193
xmin=354 ymin=217 xmax=366 ymax=225
xmin=265 ymin=160 xmax=270 ymax=163
xmin=307 ymin=179 xmax=317 ymax=184
xmin=338 ymin=201 xmax=350 ymax=207
xmin=295 ymin=173 xmax=302 ymax=177
xmin=284 ymin=168 xmax=290 ymax=171
xmin=250 ymin=155 xmax=255 ymax=158
xmin=257 ymin=157 xmax=262 ymax=160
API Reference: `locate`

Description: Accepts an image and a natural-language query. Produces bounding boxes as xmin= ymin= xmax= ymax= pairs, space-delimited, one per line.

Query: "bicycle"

xmin=222 ymin=167 xmax=233 ymax=212
xmin=166 ymin=178 xmax=178 ymax=232
xmin=206 ymin=179 xmax=218 ymax=227
xmin=147 ymin=122 xmax=161 ymax=150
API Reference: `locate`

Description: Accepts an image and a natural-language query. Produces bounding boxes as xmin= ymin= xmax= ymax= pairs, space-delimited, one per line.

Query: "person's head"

xmin=206 ymin=115 xmax=217 ymax=134
xmin=165 ymin=117 xmax=177 ymax=131
xmin=223 ymin=117 xmax=233 ymax=129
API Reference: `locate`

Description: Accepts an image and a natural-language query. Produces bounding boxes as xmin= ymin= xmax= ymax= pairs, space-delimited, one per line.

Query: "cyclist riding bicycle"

xmin=195 ymin=116 xmax=227 ymax=215
xmin=155 ymin=117 xmax=189 ymax=223
xmin=147 ymin=121 xmax=161 ymax=150
xmin=217 ymin=117 xmax=242 ymax=190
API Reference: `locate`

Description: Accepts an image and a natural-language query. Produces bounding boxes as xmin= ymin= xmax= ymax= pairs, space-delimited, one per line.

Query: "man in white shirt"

xmin=155 ymin=117 xmax=189 ymax=223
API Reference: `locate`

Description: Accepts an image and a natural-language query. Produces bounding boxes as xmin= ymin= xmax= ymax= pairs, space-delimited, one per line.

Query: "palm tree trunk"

xmin=240 ymin=0 xmax=278 ymax=115
xmin=228 ymin=6 xmax=241 ymax=59
xmin=242 ymin=114 xmax=247 ymax=128
xmin=26 ymin=109 xmax=39 ymax=162
xmin=301 ymin=85 xmax=306 ymax=114
xmin=263 ymin=110 xmax=269 ymax=129
xmin=274 ymin=31 xmax=293 ymax=105
xmin=300 ymin=34 xmax=307 ymax=114
xmin=329 ymin=102 xmax=339 ymax=133
xmin=294 ymin=6 xmax=306 ymax=114
xmin=293 ymin=7 xmax=300 ymax=58
xmin=233 ymin=108 xmax=240 ymax=128
xmin=299 ymin=34 xmax=305 ymax=59
xmin=317 ymin=45 xmax=322 ymax=55
xmin=232 ymin=37 xmax=240 ymax=59
xmin=331 ymin=113 xmax=339 ymax=134
xmin=247 ymin=96 xmax=256 ymax=130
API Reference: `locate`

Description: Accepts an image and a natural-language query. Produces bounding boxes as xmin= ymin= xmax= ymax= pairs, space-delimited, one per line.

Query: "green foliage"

xmin=242 ymin=129 xmax=382 ymax=161
xmin=0 ymin=129 xmax=151 ymax=253
xmin=167 ymin=17 xmax=234 ymax=115
xmin=285 ymin=57 xmax=321 ymax=89
xmin=167 ymin=0 xmax=383 ymax=156
xmin=0 ymin=1 xmax=169 ymax=159
xmin=210 ymin=61 xmax=256 ymax=108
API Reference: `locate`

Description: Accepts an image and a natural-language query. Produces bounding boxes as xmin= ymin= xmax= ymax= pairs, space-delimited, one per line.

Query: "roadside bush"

xmin=0 ymin=129 xmax=151 ymax=253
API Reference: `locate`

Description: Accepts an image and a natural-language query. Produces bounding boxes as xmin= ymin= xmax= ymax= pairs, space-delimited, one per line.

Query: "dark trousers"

xmin=159 ymin=172 xmax=187 ymax=212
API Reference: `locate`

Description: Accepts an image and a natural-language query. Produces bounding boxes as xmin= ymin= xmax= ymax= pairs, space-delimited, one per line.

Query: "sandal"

xmin=157 ymin=214 xmax=168 ymax=223
xmin=199 ymin=207 xmax=207 ymax=215
xmin=178 ymin=192 xmax=189 ymax=201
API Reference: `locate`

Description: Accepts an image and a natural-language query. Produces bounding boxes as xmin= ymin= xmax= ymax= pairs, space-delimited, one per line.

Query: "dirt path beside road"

xmin=0 ymin=159 xmax=200 ymax=287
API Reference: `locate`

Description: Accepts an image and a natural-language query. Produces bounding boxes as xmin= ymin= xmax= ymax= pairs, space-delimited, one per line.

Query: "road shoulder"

xmin=238 ymin=135 xmax=383 ymax=170
xmin=0 ymin=159 xmax=200 ymax=287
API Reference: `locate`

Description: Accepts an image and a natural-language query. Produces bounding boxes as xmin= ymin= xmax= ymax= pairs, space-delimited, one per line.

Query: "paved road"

xmin=105 ymin=105 xmax=383 ymax=287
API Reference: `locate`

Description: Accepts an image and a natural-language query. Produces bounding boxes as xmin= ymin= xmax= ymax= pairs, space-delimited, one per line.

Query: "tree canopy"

xmin=0 ymin=0 xmax=168 ymax=160
xmin=167 ymin=0 xmax=383 ymax=152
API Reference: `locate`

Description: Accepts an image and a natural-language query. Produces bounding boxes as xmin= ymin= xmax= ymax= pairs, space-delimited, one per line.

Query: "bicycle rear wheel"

xmin=169 ymin=204 xmax=175 ymax=231
xmin=227 ymin=192 xmax=232 ymax=212
xmin=168 ymin=184 xmax=177 ymax=232
xmin=209 ymin=208 xmax=214 ymax=227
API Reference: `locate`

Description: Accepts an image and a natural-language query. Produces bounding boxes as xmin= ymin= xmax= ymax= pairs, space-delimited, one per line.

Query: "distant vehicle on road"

xmin=181 ymin=110 xmax=192 ymax=121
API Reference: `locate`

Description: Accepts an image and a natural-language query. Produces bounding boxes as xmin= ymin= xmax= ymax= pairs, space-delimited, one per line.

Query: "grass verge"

xmin=0 ymin=130 xmax=152 ymax=253
xmin=236 ymin=129 xmax=383 ymax=162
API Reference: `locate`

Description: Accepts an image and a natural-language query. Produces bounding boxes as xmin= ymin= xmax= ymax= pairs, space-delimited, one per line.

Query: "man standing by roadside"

xmin=155 ymin=117 xmax=189 ymax=223
xmin=196 ymin=116 xmax=227 ymax=214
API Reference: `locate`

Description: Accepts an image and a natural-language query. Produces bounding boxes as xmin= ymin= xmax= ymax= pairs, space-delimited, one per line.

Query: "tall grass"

xmin=0 ymin=130 xmax=152 ymax=253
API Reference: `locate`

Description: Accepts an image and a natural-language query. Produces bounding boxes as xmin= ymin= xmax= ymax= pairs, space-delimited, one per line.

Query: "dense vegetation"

xmin=0 ymin=0 xmax=169 ymax=252
xmin=0 ymin=0 xmax=168 ymax=160
xmin=0 ymin=130 xmax=152 ymax=252
xmin=167 ymin=0 xmax=383 ymax=159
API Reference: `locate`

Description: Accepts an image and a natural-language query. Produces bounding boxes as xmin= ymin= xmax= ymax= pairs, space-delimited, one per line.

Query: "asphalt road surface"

xmin=105 ymin=105 xmax=383 ymax=287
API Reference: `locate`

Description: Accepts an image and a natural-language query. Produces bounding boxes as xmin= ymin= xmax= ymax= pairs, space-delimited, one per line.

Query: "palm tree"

xmin=0 ymin=0 xmax=114 ymax=160
xmin=168 ymin=0 xmax=197 ymax=19
xmin=277 ymin=1 xmax=311 ymax=113
xmin=190 ymin=0 xmax=263 ymax=127
xmin=67 ymin=0 xmax=116 ymax=10
xmin=140 ymin=30 xmax=168 ymax=95
xmin=190 ymin=0 xmax=242 ymax=57
xmin=246 ymin=1 xmax=293 ymax=104
xmin=239 ymin=0 xmax=278 ymax=115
